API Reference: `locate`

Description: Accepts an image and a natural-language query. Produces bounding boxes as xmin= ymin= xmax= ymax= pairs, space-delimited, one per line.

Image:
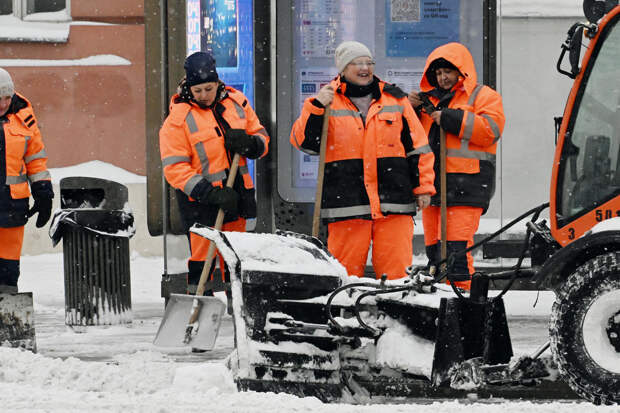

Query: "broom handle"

xmin=440 ymin=128 xmax=447 ymax=263
xmin=312 ymin=105 xmax=331 ymax=238
xmin=189 ymin=153 xmax=240 ymax=323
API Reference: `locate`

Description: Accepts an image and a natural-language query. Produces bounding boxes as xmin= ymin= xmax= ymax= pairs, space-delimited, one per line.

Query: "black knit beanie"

xmin=184 ymin=51 xmax=218 ymax=86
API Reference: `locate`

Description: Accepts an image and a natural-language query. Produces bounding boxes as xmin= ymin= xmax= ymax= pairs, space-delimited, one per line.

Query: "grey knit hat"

xmin=0 ymin=68 xmax=15 ymax=97
xmin=334 ymin=41 xmax=372 ymax=73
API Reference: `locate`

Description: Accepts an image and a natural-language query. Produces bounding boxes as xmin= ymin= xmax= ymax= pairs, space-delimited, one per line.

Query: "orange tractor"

xmin=187 ymin=0 xmax=620 ymax=405
xmin=533 ymin=0 xmax=620 ymax=403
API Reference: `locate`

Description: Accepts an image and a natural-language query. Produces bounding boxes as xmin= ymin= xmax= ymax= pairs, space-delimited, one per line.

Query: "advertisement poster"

xmin=201 ymin=0 xmax=238 ymax=68
xmin=297 ymin=68 xmax=336 ymax=183
xmin=300 ymin=0 xmax=357 ymax=57
xmin=384 ymin=68 xmax=425 ymax=94
xmin=186 ymin=0 xmax=201 ymax=55
xmin=386 ymin=0 xmax=460 ymax=57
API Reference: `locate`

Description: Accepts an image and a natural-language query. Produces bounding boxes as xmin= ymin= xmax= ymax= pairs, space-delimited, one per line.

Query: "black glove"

xmin=205 ymin=187 xmax=239 ymax=214
xmin=224 ymin=129 xmax=260 ymax=159
xmin=28 ymin=196 xmax=53 ymax=228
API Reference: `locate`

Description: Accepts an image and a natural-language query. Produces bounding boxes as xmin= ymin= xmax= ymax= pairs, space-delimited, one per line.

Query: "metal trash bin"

xmin=49 ymin=177 xmax=135 ymax=326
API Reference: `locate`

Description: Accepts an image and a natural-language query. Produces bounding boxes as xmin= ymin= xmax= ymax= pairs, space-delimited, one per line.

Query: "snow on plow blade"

xmin=0 ymin=292 xmax=36 ymax=352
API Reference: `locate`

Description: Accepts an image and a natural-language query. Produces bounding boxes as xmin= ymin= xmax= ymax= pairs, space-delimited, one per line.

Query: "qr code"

xmin=391 ymin=0 xmax=420 ymax=22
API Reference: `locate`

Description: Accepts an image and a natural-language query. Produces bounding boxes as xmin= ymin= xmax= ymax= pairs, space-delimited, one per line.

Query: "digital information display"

xmin=186 ymin=0 xmax=256 ymax=229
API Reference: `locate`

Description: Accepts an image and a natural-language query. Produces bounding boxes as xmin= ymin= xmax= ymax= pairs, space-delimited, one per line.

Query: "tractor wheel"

xmin=549 ymin=252 xmax=620 ymax=405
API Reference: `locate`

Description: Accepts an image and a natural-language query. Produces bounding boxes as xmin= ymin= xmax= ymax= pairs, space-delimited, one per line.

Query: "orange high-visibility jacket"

xmin=291 ymin=77 xmax=435 ymax=222
xmin=159 ymin=86 xmax=269 ymax=227
xmin=1 ymin=93 xmax=51 ymax=227
xmin=418 ymin=42 xmax=505 ymax=212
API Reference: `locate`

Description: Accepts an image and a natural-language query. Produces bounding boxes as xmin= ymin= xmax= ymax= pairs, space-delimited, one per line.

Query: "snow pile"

xmin=1 ymin=344 xmax=615 ymax=413
xmin=376 ymin=322 xmax=435 ymax=378
xmin=191 ymin=226 xmax=348 ymax=278
xmin=49 ymin=160 xmax=146 ymax=184
xmin=0 ymin=349 xmax=174 ymax=394
xmin=0 ymin=55 xmax=131 ymax=67
xmin=0 ymin=10 xmax=115 ymax=43
xmin=0 ymin=14 xmax=69 ymax=42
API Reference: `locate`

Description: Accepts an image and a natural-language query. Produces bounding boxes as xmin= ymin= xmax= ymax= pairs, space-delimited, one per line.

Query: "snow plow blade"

xmin=0 ymin=292 xmax=36 ymax=352
xmin=153 ymin=294 xmax=226 ymax=350
xmin=191 ymin=227 xmax=573 ymax=402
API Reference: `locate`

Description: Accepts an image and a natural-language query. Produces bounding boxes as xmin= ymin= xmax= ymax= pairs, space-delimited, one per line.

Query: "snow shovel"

xmin=153 ymin=153 xmax=240 ymax=350
xmin=440 ymin=128 xmax=447 ymax=270
xmin=0 ymin=291 xmax=36 ymax=352
xmin=312 ymin=105 xmax=331 ymax=238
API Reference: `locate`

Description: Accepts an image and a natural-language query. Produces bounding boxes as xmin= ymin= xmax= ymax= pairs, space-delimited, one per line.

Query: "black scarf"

xmin=342 ymin=76 xmax=380 ymax=99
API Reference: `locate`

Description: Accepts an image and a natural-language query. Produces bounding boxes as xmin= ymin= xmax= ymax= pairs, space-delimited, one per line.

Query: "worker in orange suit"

xmin=0 ymin=68 xmax=54 ymax=293
xmin=409 ymin=42 xmax=505 ymax=289
xmin=159 ymin=52 xmax=269 ymax=295
xmin=291 ymin=41 xmax=435 ymax=280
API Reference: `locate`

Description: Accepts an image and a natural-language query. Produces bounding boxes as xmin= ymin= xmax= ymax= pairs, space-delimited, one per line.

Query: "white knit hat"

xmin=0 ymin=68 xmax=15 ymax=97
xmin=334 ymin=41 xmax=373 ymax=73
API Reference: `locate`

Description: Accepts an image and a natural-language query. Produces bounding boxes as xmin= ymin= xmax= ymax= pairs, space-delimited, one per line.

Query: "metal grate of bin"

xmin=63 ymin=227 xmax=132 ymax=325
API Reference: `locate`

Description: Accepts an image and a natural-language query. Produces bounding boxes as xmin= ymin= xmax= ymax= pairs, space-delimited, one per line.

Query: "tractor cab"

xmin=552 ymin=0 xmax=620 ymax=245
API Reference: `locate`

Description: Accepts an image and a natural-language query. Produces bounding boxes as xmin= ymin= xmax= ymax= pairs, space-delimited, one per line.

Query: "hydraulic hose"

xmin=352 ymin=285 xmax=416 ymax=336
xmin=325 ymin=282 xmax=378 ymax=331
xmin=437 ymin=202 xmax=549 ymax=303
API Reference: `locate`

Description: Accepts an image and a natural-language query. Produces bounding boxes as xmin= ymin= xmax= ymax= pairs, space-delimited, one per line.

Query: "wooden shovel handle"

xmin=312 ymin=105 xmax=331 ymax=238
xmin=440 ymin=128 xmax=447 ymax=263
xmin=193 ymin=153 xmax=241 ymax=302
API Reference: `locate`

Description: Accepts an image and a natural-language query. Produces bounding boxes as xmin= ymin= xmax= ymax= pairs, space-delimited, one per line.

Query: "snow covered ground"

xmin=0 ymin=252 xmax=616 ymax=412
xmin=0 ymin=157 xmax=614 ymax=412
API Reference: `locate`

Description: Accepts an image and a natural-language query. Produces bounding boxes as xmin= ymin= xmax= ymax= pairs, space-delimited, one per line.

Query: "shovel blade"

xmin=153 ymin=293 xmax=226 ymax=350
xmin=0 ymin=292 xmax=36 ymax=352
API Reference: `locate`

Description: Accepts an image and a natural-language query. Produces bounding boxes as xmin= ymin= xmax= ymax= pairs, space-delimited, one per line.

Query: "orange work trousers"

xmin=0 ymin=226 xmax=25 ymax=286
xmin=188 ymin=218 xmax=246 ymax=284
xmin=327 ymin=215 xmax=414 ymax=280
xmin=422 ymin=205 xmax=483 ymax=289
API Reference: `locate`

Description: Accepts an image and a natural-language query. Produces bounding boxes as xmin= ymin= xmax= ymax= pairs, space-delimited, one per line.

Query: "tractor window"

xmin=558 ymin=17 xmax=620 ymax=223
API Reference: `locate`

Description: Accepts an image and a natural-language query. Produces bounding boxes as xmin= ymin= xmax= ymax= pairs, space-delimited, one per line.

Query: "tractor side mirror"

xmin=557 ymin=23 xmax=586 ymax=78
xmin=569 ymin=26 xmax=584 ymax=76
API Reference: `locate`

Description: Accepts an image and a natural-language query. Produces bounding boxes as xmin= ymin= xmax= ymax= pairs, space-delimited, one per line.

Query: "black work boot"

xmin=446 ymin=241 xmax=472 ymax=282
xmin=0 ymin=259 xmax=19 ymax=292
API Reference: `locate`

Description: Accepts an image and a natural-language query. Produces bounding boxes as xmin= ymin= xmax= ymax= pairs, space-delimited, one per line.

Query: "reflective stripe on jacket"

xmin=1 ymin=93 xmax=51 ymax=227
xmin=419 ymin=42 xmax=505 ymax=212
xmin=159 ymin=86 xmax=269 ymax=226
xmin=290 ymin=77 xmax=435 ymax=222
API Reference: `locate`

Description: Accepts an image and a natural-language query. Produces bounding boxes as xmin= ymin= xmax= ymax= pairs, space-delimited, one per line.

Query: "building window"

xmin=0 ymin=0 xmax=69 ymax=20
